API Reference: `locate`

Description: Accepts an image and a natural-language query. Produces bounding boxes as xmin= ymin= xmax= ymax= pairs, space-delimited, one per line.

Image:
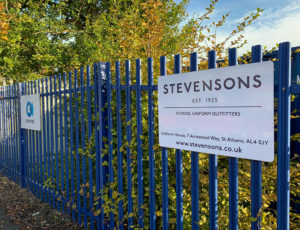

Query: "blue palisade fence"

xmin=0 ymin=41 xmax=299 ymax=229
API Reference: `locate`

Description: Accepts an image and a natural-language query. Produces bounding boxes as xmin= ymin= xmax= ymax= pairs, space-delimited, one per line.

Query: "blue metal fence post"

xmin=74 ymin=68 xmax=82 ymax=225
xmin=147 ymin=57 xmax=156 ymax=230
xmin=160 ymin=56 xmax=169 ymax=230
xmin=80 ymin=67 xmax=87 ymax=227
xmin=228 ymin=48 xmax=239 ymax=230
xmin=0 ymin=86 xmax=2 ymax=170
xmin=125 ymin=60 xmax=133 ymax=229
xmin=99 ymin=62 xmax=108 ymax=229
xmin=136 ymin=59 xmax=144 ymax=229
xmin=251 ymin=45 xmax=262 ymax=230
xmin=208 ymin=50 xmax=218 ymax=230
xmin=190 ymin=52 xmax=199 ymax=230
xmin=19 ymin=83 xmax=26 ymax=188
xmin=106 ymin=61 xmax=114 ymax=229
xmin=277 ymin=41 xmax=291 ymax=230
xmin=174 ymin=54 xmax=183 ymax=230
xmin=87 ymin=66 xmax=94 ymax=229
xmin=93 ymin=63 xmax=100 ymax=229
xmin=115 ymin=60 xmax=124 ymax=230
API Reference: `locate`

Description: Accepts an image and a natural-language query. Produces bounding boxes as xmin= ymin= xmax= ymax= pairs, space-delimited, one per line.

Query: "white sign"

xmin=158 ymin=62 xmax=274 ymax=162
xmin=20 ymin=94 xmax=41 ymax=131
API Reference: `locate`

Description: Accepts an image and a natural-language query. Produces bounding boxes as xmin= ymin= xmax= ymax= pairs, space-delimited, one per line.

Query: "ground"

xmin=0 ymin=174 xmax=84 ymax=230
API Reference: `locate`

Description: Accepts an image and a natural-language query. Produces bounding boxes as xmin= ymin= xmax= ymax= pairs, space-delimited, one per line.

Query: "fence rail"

xmin=0 ymin=41 xmax=299 ymax=229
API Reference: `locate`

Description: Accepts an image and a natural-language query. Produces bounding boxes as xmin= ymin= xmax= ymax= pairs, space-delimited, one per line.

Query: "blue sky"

xmin=181 ymin=0 xmax=300 ymax=53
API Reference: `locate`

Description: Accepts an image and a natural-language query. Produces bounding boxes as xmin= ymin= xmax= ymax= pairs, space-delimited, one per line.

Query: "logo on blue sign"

xmin=26 ymin=101 xmax=34 ymax=117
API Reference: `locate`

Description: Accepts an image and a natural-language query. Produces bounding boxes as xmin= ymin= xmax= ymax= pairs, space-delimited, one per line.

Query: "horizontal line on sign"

xmin=164 ymin=106 xmax=262 ymax=108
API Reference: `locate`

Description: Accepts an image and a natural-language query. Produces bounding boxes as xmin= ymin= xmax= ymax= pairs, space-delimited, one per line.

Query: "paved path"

xmin=0 ymin=208 xmax=20 ymax=230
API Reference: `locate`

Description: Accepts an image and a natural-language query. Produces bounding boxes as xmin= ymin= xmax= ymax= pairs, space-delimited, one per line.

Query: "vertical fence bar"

xmin=4 ymin=86 xmax=6 ymax=176
xmin=58 ymin=74 xmax=64 ymax=212
xmin=251 ymin=45 xmax=262 ymax=230
xmin=147 ymin=57 xmax=156 ymax=230
xmin=160 ymin=56 xmax=169 ymax=230
xmin=11 ymin=86 xmax=15 ymax=181
xmin=46 ymin=77 xmax=51 ymax=204
xmin=27 ymin=84 xmax=31 ymax=187
xmin=15 ymin=85 xmax=19 ymax=183
xmin=1 ymin=86 xmax=3 ymax=171
xmin=5 ymin=86 xmax=8 ymax=175
xmin=14 ymin=85 xmax=18 ymax=183
xmin=115 ymin=60 xmax=124 ymax=229
xmin=190 ymin=52 xmax=199 ymax=230
xmin=136 ymin=59 xmax=144 ymax=228
xmin=31 ymin=81 xmax=35 ymax=193
xmin=1 ymin=86 xmax=2 ymax=166
xmin=2 ymin=86 xmax=5 ymax=172
xmin=0 ymin=86 xmax=2 ymax=170
xmin=7 ymin=86 xmax=10 ymax=178
xmin=228 ymin=48 xmax=239 ymax=230
xmin=25 ymin=84 xmax=29 ymax=184
xmin=12 ymin=85 xmax=16 ymax=181
xmin=2 ymin=86 xmax=3 ymax=168
xmin=16 ymin=84 xmax=19 ymax=182
xmin=106 ymin=62 xmax=114 ymax=229
xmin=1 ymin=86 xmax=3 ymax=169
xmin=50 ymin=76 xmax=55 ymax=208
xmin=2 ymin=86 xmax=4 ymax=172
xmin=174 ymin=54 xmax=183 ymax=230
xmin=2 ymin=86 xmax=4 ymax=173
xmin=98 ymin=62 xmax=105 ymax=229
xmin=29 ymin=81 xmax=34 ymax=192
xmin=14 ymin=85 xmax=18 ymax=182
xmin=13 ymin=85 xmax=16 ymax=181
xmin=87 ymin=66 xmax=94 ymax=229
xmin=41 ymin=79 xmax=47 ymax=201
xmin=9 ymin=86 xmax=12 ymax=180
xmin=12 ymin=85 xmax=15 ymax=181
xmin=54 ymin=76 xmax=59 ymax=209
xmin=33 ymin=81 xmax=38 ymax=196
xmin=38 ymin=79 xmax=43 ymax=198
xmin=7 ymin=86 xmax=10 ymax=177
xmin=11 ymin=86 xmax=14 ymax=179
xmin=6 ymin=86 xmax=11 ymax=179
xmin=80 ymin=67 xmax=87 ymax=228
xmin=74 ymin=69 xmax=81 ymax=225
xmin=277 ymin=41 xmax=291 ymax=230
xmin=12 ymin=85 xmax=14 ymax=181
xmin=93 ymin=63 xmax=100 ymax=229
xmin=15 ymin=84 xmax=20 ymax=183
xmin=6 ymin=86 xmax=8 ymax=177
xmin=3 ymin=86 xmax=5 ymax=173
xmin=0 ymin=86 xmax=1 ymax=168
xmin=6 ymin=85 xmax=8 ymax=178
xmin=10 ymin=86 xmax=14 ymax=181
xmin=17 ymin=84 xmax=21 ymax=183
xmin=64 ymin=73 xmax=70 ymax=213
xmin=0 ymin=87 xmax=2 ymax=170
xmin=125 ymin=60 xmax=133 ymax=229
xmin=69 ymin=71 xmax=75 ymax=221
xmin=208 ymin=50 xmax=218 ymax=230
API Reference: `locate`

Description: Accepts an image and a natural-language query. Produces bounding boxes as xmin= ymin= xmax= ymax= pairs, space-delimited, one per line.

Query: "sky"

xmin=181 ymin=0 xmax=300 ymax=54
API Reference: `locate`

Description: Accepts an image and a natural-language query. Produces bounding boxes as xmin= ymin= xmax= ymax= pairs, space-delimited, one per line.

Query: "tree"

xmin=0 ymin=0 xmax=262 ymax=83
xmin=0 ymin=0 xmax=75 ymax=82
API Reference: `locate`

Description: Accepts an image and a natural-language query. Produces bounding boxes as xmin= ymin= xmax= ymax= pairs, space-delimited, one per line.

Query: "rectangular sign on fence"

xmin=20 ymin=94 xmax=41 ymax=131
xmin=158 ymin=61 xmax=274 ymax=162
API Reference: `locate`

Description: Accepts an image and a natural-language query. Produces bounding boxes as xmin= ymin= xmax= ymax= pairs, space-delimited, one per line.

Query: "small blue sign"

xmin=26 ymin=101 xmax=34 ymax=117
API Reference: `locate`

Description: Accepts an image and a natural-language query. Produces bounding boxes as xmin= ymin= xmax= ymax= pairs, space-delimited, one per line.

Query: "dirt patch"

xmin=0 ymin=174 xmax=85 ymax=230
